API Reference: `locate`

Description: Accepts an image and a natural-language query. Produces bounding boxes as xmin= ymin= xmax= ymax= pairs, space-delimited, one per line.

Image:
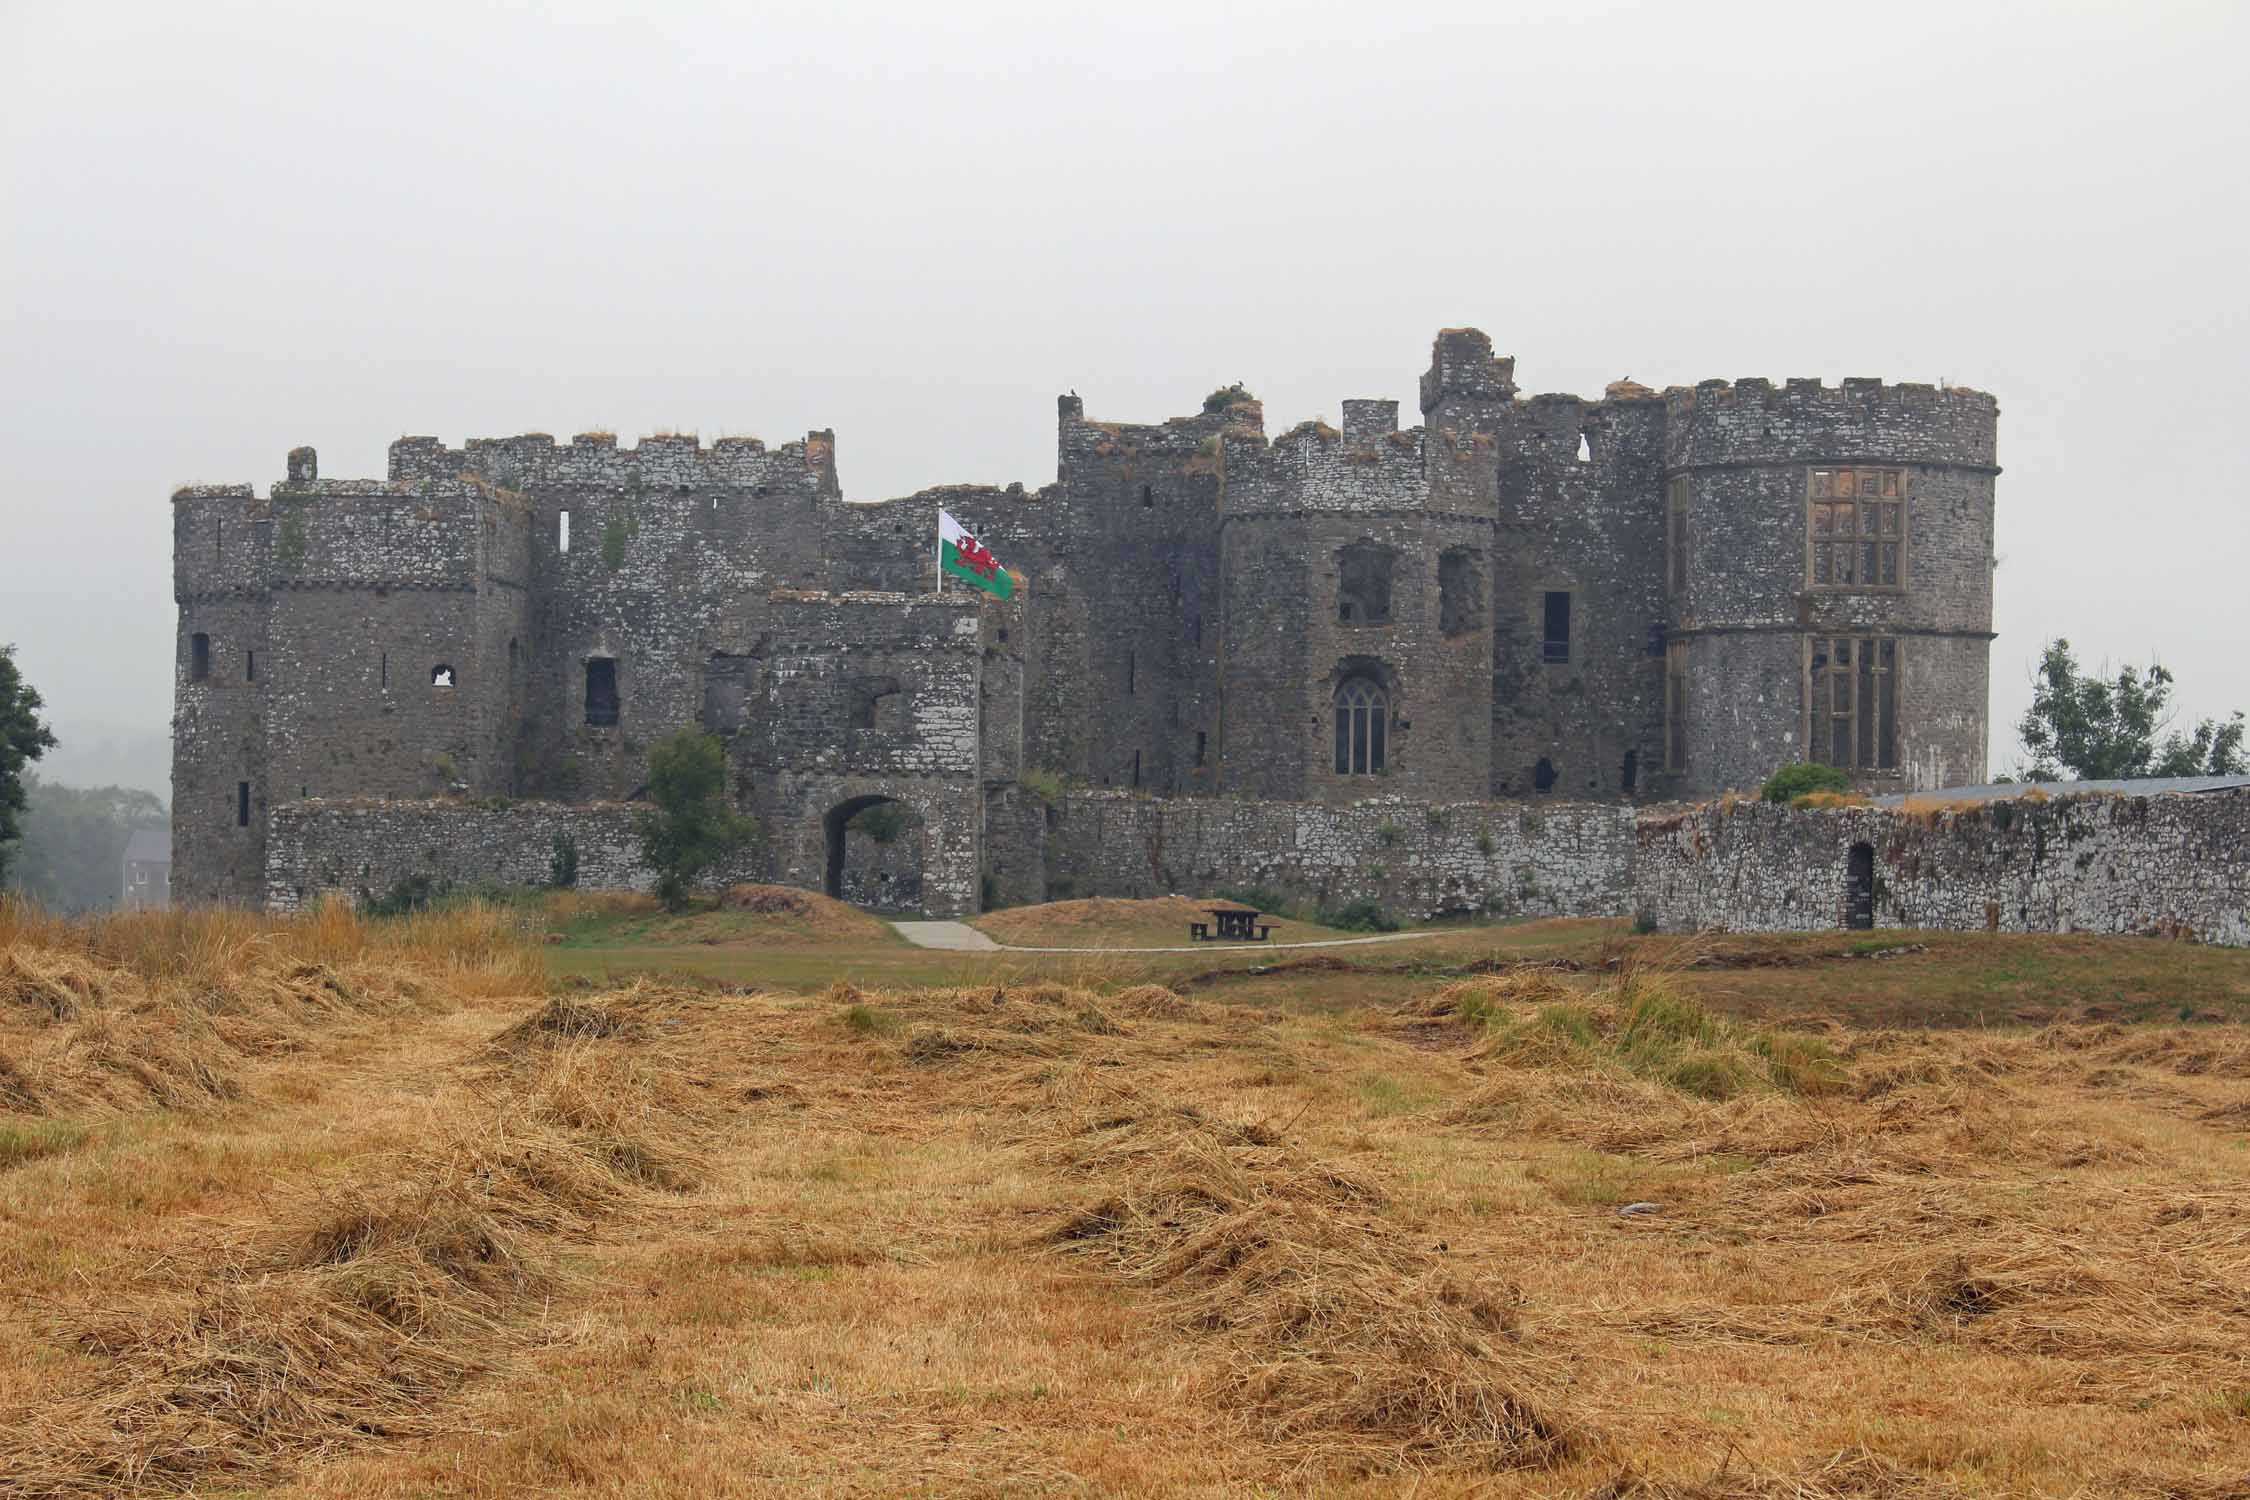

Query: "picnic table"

xmin=1190 ymin=907 xmax=1276 ymax=942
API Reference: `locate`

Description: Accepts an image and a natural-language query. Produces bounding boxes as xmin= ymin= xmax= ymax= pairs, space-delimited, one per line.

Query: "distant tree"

xmin=2017 ymin=638 xmax=2247 ymax=781
xmin=633 ymin=730 xmax=756 ymax=911
xmin=0 ymin=645 xmax=58 ymax=885
xmin=5 ymin=777 xmax=168 ymax=912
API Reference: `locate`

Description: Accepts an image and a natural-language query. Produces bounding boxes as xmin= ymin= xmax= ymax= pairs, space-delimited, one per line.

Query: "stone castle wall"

xmin=174 ymin=327 xmax=2006 ymax=911
xmin=1633 ymin=790 xmax=2250 ymax=946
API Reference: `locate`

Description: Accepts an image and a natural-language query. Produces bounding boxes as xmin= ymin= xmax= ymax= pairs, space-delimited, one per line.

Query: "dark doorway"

xmin=1846 ymin=842 xmax=1875 ymax=930
xmin=823 ymin=794 xmax=922 ymax=910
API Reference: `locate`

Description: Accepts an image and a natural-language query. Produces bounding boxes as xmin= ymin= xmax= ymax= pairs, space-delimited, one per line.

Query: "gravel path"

xmin=890 ymin=921 xmax=1446 ymax=956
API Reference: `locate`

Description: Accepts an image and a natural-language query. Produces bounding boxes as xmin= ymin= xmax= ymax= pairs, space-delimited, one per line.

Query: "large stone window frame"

xmin=1333 ymin=675 xmax=1388 ymax=776
xmin=1807 ymin=467 xmax=1908 ymax=592
xmin=1805 ymin=634 xmax=1901 ymax=772
xmin=1336 ymin=541 xmax=1397 ymax=627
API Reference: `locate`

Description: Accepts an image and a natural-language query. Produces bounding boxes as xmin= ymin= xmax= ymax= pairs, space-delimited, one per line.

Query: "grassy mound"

xmin=543 ymin=886 xmax=892 ymax=949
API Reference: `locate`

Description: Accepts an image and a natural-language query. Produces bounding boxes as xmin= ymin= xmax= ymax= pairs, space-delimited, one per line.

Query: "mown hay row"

xmin=0 ymin=995 xmax=703 ymax=1499
xmin=1035 ymin=1071 xmax=1579 ymax=1474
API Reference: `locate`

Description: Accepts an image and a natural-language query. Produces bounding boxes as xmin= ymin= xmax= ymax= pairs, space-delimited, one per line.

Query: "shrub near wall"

xmin=1634 ymin=789 xmax=2250 ymax=946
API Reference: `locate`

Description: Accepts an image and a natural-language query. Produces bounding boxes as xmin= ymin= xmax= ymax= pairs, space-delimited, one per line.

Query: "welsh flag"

xmin=939 ymin=509 xmax=1015 ymax=599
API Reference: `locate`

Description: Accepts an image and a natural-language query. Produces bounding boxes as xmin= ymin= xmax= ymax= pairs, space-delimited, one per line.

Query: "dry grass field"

xmin=3 ymin=894 xmax=2249 ymax=1497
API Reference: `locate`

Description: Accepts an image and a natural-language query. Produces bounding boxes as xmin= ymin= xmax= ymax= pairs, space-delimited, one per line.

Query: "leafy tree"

xmin=633 ymin=730 xmax=755 ymax=911
xmin=2017 ymin=638 xmax=2247 ymax=781
xmin=0 ymin=645 xmax=58 ymax=885
xmin=5 ymin=777 xmax=168 ymax=912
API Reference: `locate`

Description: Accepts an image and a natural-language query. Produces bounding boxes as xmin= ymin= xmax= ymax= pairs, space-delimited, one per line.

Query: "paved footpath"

xmin=890 ymin=920 xmax=1446 ymax=956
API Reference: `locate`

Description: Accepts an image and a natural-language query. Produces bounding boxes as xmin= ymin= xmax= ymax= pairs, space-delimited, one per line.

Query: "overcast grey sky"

xmin=4 ymin=0 xmax=2245 ymax=797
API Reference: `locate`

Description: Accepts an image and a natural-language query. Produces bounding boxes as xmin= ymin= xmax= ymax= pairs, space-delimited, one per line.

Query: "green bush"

xmin=1201 ymin=382 xmax=1255 ymax=414
xmin=1760 ymin=762 xmax=1853 ymax=803
xmin=1321 ymin=898 xmax=1398 ymax=933
xmin=363 ymin=872 xmax=446 ymax=918
xmin=1019 ymin=768 xmax=1068 ymax=806
xmin=848 ymin=801 xmax=912 ymax=844
xmin=548 ymin=833 xmax=579 ymax=889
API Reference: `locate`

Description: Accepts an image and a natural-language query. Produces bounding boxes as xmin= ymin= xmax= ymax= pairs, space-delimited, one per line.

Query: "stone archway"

xmin=822 ymin=794 xmax=925 ymax=911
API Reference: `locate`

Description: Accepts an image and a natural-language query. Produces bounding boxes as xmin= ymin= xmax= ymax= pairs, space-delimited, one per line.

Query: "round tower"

xmin=1661 ymin=377 xmax=2000 ymax=794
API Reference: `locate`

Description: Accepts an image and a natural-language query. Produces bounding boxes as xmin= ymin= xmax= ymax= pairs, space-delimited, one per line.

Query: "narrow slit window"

xmin=246 ymin=650 xmax=257 ymax=682
xmin=380 ymin=651 xmax=388 ymax=689
xmin=1665 ymin=640 xmax=1689 ymax=770
xmin=1195 ymin=730 xmax=1206 ymax=766
xmin=1667 ymin=477 xmax=1690 ymax=600
xmin=1542 ymin=591 xmax=1571 ymax=664
xmin=191 ymin=633 xmax=210 ymax=682
xmin=1126 ymin=650 xmax=1135 ymax=696
xmin=559 ymin=509 xmax=571 ymax=553
xmin=237 ymin=782 xmax=250 ymax=827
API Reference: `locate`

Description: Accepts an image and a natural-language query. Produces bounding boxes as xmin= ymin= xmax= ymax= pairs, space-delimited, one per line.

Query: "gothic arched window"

xmin=1334 ymin=677 xmax=1387 ymax=775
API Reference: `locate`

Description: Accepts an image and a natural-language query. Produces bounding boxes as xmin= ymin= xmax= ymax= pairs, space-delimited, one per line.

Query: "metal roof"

xmin=1874 ymin=775 xmax=2250 ymax=807
xmin=122 ymin=828 xmax=171 ymax=863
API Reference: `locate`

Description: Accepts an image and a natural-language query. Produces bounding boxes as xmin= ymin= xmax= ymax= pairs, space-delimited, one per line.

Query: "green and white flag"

xmin=938 ymin=509 xmax=1015 ymax=599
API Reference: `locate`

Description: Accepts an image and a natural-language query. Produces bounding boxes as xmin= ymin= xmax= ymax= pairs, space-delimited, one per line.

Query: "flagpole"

xmin=935 ymin=510 xmax=943 ymax=595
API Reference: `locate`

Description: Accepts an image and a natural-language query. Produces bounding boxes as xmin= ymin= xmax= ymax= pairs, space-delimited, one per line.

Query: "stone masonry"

xmin=174 ymin=328 xmax=2002 ymax=920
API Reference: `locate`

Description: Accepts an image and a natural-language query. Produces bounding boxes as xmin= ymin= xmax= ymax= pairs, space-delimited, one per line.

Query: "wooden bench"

xmin=1256 ymin=923 xmax=1275 ymax=941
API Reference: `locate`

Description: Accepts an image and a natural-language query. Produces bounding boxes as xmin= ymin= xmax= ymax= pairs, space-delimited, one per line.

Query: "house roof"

xmin=1873 ymin=775 xmax=2250 ymax=807
xmin=122 ymin=829 xmax=172 ymax=864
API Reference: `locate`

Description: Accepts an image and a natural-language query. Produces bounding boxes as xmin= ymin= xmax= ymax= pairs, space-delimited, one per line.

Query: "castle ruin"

xmin=171 ymin=328 xmax=2000 ymax=917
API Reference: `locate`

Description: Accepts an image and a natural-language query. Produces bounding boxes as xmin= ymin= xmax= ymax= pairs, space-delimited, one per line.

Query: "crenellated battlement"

xmin=1663 ymin=374 xmax=1999 ymax=470
xmin=387 ymin=429 xmax=837 ymax=493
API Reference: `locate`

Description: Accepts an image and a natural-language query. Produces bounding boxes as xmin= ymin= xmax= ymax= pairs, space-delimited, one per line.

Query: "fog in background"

xmin=5 ymin=0 xmax=2244 ymax=800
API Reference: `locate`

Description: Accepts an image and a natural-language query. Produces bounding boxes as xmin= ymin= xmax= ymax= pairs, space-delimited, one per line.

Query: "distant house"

xmin=122 ymin=828 xmax=171 ymax=910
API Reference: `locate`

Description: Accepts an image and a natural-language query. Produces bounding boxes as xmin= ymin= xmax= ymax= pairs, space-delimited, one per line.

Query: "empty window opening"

xmin=1807 ymin=636 xmax=1900 ymax=772
xmin=1542 ymin=591 xmax=1572 ymax=664
xmin=1576 ymin=431 xmax=1591 ymax=463
xmin=246 ymin=650 xmax=257 ymax=682
xmin=847 ymin=674 xmax=902 ymax=731
xmin=559 ymin=509 xmax=571 ymax=553
xmin=1438 ymin=548 xmax=1483 ymax=638
xmin=431 ymin=664 xmax=456 ymax=689
xmin=1333 ymin=676 xmax=1388 ymax=776
xmin=1337 ymin=542 xmax=1396 ymax=626
xmin=1666 ymin=640 xmax=1689 ymax=770
xmin=190 ymin=633 xmax=210 ymax=682
xmin=1809 ymin=468 xmax=1905 ymax=589
xmin=585 ymin=658 xmax=620 ymax=726
xmin=236 ymin=782 xmax=250 ymax=827
xmin=1195 ymin=730 xmax=1206 ymax=766
xmin=1535 ymin=757 xmax=1558 ymax=794
xmin=1621 ymin=749 xmax=1639 ymax=794
xmin=702 ymin=653 xmax=755 ymax=735
xmin=1192 ymin=613 xmax=1202 ymax=647
xmin=998 ymin=627 xmax=1009 ymax=643
xmin=710 ymin=495 xmax=719 ymax=511
xmin=1140 ymin=484 xmax=1153 ymax=509
xmin=1667 ymin=477 xmax=1690 ymax=599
